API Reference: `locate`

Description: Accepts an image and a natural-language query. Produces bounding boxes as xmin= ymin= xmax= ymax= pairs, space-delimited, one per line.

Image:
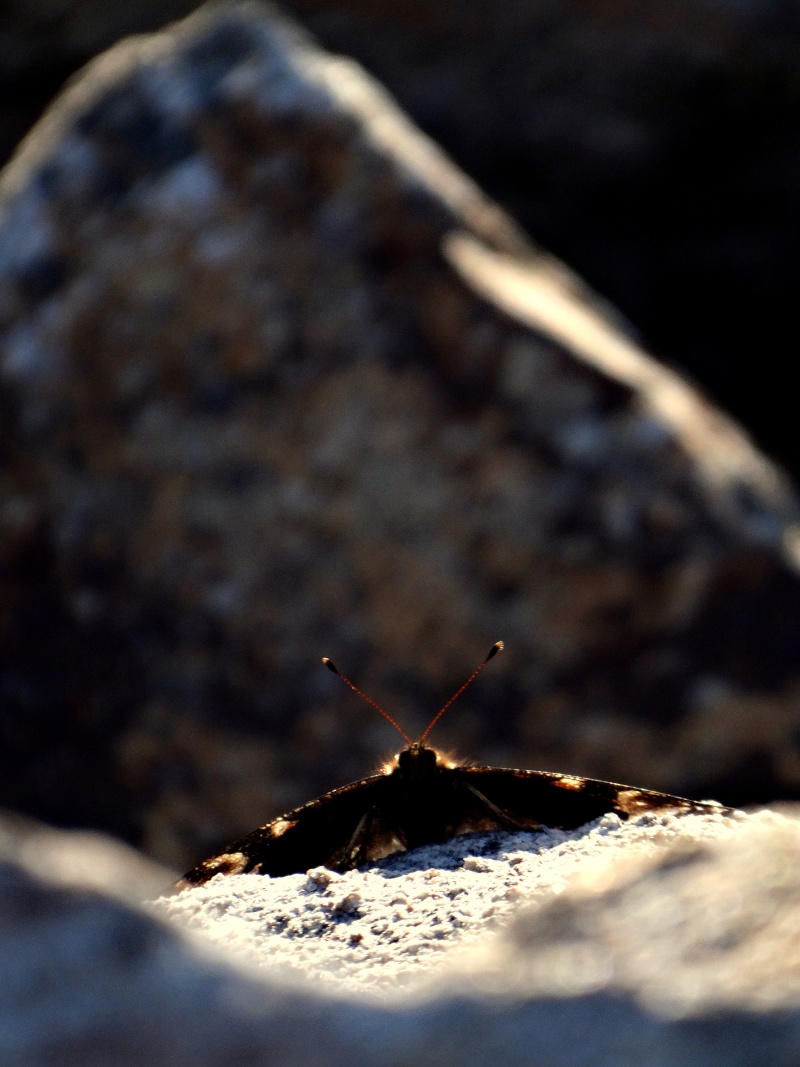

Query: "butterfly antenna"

xmin=419 ymin=640 xmax=504 ymax=745
xmin=322 ymin=657 xmax=413 ymax=746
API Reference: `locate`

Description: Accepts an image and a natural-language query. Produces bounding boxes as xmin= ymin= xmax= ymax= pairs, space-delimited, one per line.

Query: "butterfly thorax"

xmin=388 ymin=743 xmax=460 ymax=850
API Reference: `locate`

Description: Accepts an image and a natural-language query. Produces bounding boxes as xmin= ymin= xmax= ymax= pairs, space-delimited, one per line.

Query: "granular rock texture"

xmin=473 ymin=809 xmax=800 ymax=1018
xmin=1 ymin=1 xmax=800 ymax=869
xmin=5 ymin=807 xmax=800 ymax=1067
xmin=156 ymin=805 xmax=741 ymax=994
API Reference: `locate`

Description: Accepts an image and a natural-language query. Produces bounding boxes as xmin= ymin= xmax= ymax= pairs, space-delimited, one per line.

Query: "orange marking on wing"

xmin=554 ymin=775 xmax=587 ymax=791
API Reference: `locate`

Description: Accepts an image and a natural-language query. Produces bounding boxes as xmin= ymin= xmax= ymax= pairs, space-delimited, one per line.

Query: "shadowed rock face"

xmin=1 ymin=1 xmax=800 ymax=869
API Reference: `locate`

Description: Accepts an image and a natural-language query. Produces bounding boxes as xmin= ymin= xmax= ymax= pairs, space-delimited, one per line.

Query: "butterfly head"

xmin=395 ymin=743 xmax=440 ymax=778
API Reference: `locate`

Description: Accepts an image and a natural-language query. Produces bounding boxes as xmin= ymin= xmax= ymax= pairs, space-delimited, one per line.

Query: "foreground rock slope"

xmin=3 ymin=807 xmax=800 ymax=1067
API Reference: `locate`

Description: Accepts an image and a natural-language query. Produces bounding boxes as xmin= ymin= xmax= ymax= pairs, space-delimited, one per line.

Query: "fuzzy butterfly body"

xmin=180 ymin=643 xmax=724 ymax=887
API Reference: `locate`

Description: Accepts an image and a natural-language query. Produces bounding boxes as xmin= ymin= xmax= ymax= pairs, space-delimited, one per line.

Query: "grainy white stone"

xmin=156 ymin=805 xmax=742 ymax=996
xmin=3 ymin=807 xmax=800 ymax=1067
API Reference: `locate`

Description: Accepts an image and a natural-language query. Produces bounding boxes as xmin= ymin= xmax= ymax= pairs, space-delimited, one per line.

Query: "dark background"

xmin=2 ymin=0 xmax=800 ymax=477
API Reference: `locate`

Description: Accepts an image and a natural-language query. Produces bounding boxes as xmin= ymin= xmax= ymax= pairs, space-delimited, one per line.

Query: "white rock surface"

xmin=4 ymin=806 xmax=800 ymax=1067
xmin=452 ymin=808 xmax=800 ymax=1015
xmin=156 ymin=806 xmax=740 ymax=995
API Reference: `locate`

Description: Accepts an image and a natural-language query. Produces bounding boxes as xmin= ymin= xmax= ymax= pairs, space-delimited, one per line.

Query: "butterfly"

xmin=179 ymin=642 xmax=724 ymax=886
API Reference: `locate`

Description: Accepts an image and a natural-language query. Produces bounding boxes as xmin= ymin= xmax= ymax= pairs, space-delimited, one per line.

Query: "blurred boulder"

xmin=0 ymin=833 xmax=303 ymax=1067
xmin=0 ymin=808 xmax=175 ymax=901
xmin=1 ymin=1 xmax=800 ymax=870
xmin=281 ymin=0 xmax=800 ymax=474
xmin=2 ymin=0 xmax=800 ymax=475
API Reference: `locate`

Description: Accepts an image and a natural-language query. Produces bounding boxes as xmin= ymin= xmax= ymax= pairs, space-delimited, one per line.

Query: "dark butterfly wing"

xmin=179 ymin=758 xmax=726 ymax=888
xmin=179 ymin=773 xmax=398 ymax=886
xmin=450 ymin=766 xmax=723 ymax=834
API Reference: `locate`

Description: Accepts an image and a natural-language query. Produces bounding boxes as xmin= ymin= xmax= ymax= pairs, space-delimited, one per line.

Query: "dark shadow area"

xmin=372 ymin=825 xmax=593 ymax=877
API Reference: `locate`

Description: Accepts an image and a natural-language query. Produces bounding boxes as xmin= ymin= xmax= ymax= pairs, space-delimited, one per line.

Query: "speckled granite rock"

xmin=4 ymin=809 xmax=800 ymax=1067
xmin=2 ymin=0 xmax=800 ymax=479
xmin=1 ymin=1 xmax=800 ymax=869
